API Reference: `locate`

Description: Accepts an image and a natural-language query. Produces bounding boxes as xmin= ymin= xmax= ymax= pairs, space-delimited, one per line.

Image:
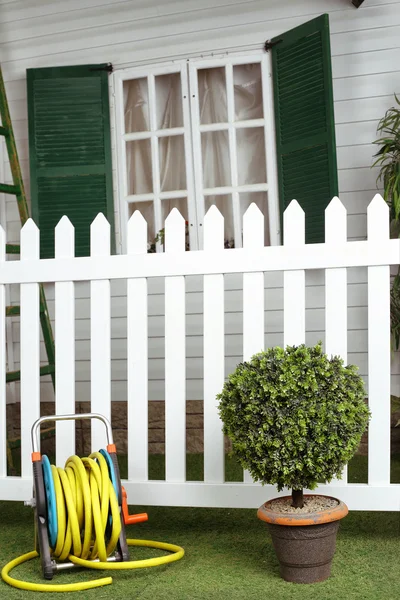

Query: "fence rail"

xmin=0 ymin=194 xmax=399 ymax=510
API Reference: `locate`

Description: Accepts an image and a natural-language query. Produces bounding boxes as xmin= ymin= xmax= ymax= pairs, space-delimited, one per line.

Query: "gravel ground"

xmin=268 ymin=495 xmax=339 ymax=514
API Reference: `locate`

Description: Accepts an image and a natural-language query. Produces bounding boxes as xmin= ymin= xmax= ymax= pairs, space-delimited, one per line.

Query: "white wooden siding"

xmin=1 ymin=0 xmax=399 ymax=401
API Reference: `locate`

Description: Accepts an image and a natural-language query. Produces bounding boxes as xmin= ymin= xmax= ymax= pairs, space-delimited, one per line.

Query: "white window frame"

xmin=113 ymin=51 xmax=280 ymax=252
xmin=113 ymin=61 xmax=198 ymax=253
xmin=189 ymin=53 xmax=280 ymax=248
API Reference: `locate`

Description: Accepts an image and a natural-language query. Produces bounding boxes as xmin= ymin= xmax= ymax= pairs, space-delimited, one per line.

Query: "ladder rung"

xmin=0 ymin=182 xmax=19 ymax=195
xmin=6 ymin=304 xmax=46 ymax=316
xmin=5 ymin=244 xmax=20 ymax=254
xmin=0 ymin=126 xmax=8 ymax=137
xmin=6 ymin=364 xmax=55 ymax=383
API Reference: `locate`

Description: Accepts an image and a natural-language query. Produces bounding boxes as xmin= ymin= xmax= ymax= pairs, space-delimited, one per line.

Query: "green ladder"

xmin=0 ymin=66 xmax=55 ymax=387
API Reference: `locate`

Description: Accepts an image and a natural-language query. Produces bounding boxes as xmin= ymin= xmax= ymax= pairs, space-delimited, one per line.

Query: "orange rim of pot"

xmin=257 ymin=495 xmax=349 ymax=526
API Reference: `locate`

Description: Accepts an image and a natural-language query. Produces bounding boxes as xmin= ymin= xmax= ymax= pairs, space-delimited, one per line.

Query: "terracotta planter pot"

xmin=257 ymin=495 xmax=348 ymax=584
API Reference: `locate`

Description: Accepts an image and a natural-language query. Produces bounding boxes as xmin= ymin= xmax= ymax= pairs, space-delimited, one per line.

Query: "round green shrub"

xmin=218 ymin=344 xmax=370 ymax=492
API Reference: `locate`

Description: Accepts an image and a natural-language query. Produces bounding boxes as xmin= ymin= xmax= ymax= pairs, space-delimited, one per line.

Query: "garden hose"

xmin=1 ymin=451 xmax=184 ymax=593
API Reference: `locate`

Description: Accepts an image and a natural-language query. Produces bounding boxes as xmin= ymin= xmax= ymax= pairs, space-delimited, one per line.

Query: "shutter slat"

xmin=272 ymin=14 xmax=338 ymax=244
xmin=280 ymin=98 xmax=326 ymax=120
xmin=27 ymin=64 xmax=114 ymax=258
xmin=280 ymin=119 xmax=327 ymax=144
xmin=277 ymin=32 xmax=323 ymax=62
xmin=278 ymin=61 xmax=324 ymax=84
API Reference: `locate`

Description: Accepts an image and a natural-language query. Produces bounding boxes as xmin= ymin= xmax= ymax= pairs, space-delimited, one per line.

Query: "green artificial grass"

xmin=1 ymin=454 xmax=400 ymax=599
xmin=0 ymin=502 xmax=399 ymax=599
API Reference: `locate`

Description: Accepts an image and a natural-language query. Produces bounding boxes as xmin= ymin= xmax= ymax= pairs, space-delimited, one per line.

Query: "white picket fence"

xmin=0 ymin=195 xmax=399 ymax=510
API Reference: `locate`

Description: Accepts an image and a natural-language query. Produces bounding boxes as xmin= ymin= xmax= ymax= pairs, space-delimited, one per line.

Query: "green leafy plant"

xmin=392 ymin=395 xmax=400 ymax=428
xmin=391 ymin=276 xmax=400 ymax=350
xmin=218 ymin=344 xmax=370 ymax=509
xmin=373 ymin=94 xmax=400 ymax=349
xmin=373 ymin=94 xmax=400 ymax=223
xmin=147 ymin=222 xmax=190 ymax=253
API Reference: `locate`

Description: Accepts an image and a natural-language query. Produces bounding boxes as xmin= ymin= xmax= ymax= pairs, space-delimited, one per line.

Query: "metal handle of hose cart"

xmin=31 ymin=413 xmax=114 ymax=453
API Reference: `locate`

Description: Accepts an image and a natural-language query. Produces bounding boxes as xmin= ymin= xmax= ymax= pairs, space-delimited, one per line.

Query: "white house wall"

xmin=0 ymin=0 xmax=399 ymax=401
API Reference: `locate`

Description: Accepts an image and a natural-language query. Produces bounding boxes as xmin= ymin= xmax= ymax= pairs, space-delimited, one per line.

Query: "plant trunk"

xmin=291 ymin=489 xmax=304 ymax=509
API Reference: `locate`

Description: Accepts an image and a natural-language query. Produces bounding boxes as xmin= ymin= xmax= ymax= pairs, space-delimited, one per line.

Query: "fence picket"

xmin=283 ymin=201 xmax=305 ymax=346
xmin=127 ymin=212 xmax=148 ymax=481
xmin=165 ymin=209 xmax=186 ymax=482
xmin=325 ymin=197 xmax=348 ymax=484
xmin=55 ymin=217 xmax=75 ymax=463
xmin=20 ymin=219 xmax=40 ymax=477
xmin=0 ymin=226 xmax=5 ymax=478
xmin=203 ymin=206 xmax=224 ymax=483
xmin=90 ymin=214 xmax=111 ymax=452
xmin=243 ymin=203 xmax=265 ymax=483
xmin=367 ymin=195 xmax=391 ymax=486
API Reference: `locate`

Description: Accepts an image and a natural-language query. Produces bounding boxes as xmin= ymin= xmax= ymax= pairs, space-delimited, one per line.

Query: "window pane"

xmin=161 ymin=198 xmax=190 ymax=250
xmin=202 ymin=130 xmax=230 ymax=188
xmin=204 ymin=194 xmax=234 ymax=246
xmin=124 ymin=78 xmax=149 ymax=133
xmin=162 ymin=197 xmax=188 ymax=221
xmin=236 ymin=128 xmax=266 ymax=185
xmin=129 ymin=201 xmax=155 ymax=246
xmin=198 ymin=67 xmax=227 ymax=124
xmin=126 ymin=139 xmax=152 ymax=195
xmin=234 ymin=63 xmax=263 ymax=121
xmin=159 ymin=135 xmax=186 ymax=192
xmin=155 ymin=73 xmax=183 ymax=129
xmin=240 ymin=192 xmax=270 ymax=246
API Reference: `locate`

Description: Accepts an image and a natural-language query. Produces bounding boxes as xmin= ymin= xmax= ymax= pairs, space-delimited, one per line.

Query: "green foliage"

xmin=373 ymin=94 xmax=400 ymax=222
xmin=391 ymin=394 xmax=400 ymax=414
xmin=218 ymin=344 xmax=370 ymax=492
xmin=392 ymin=395 xmax=400 ymax=428
xmin=390 ymin=275 xmax=400 ymax=350
xmin=373 ymin=95 xmax=400 ymax=349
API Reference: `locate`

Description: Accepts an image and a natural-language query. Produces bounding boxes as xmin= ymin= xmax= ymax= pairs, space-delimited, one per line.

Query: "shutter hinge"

xmin=89 ymin=63 xmax=113 ymax=73
xmin=264 ymin=39 xmax=282 ymax=52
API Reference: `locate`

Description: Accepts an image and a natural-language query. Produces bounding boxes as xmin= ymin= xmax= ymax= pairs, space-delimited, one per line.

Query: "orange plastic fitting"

xmin=31 ymin=452 xmax=41 ymax=462
xmin=121 ymin=487 xmax=148 ymax=526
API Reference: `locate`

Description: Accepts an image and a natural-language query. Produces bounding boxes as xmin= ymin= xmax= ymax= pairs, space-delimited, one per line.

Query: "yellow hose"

xmin=1 ymin=452 xmax=184 ymax=593
xmin=70 ymin=539 xmax=185 ymax=570
xmin=1 ymin=551 xmax=112 ymax=592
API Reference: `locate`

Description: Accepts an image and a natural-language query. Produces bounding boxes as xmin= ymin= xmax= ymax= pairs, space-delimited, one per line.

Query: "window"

xmin=114 ymin=55 xmax=279 ymax=251
xmin=114 ymin=63 xmax=197 ymax=251
xmin=189 ymin=57 xmax=279 ymax=249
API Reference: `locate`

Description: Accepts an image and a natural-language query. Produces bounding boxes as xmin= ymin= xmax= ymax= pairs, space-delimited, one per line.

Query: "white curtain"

xmin=124 ymin=76 xmax=187 ymax=242
xmin=198 ymin=65 xmax=268 ymax=244
xmin=124 ymin=63 xmax=269 ymax=245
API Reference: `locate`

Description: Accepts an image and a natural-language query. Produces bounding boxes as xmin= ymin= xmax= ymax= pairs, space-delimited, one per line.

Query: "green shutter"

xmin=271 ymin=14 xmax=338 ymax=243
xmin=27 ymin=64 xmax=115 ymax=258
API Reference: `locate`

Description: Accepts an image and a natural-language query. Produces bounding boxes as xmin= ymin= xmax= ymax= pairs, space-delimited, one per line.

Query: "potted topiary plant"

xmin=218 ymin=343 xmax=370 ymax=584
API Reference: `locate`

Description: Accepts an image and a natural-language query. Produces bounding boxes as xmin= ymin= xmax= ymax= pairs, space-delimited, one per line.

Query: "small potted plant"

xmin=218 ymin=344 xmax=370 ymax=584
